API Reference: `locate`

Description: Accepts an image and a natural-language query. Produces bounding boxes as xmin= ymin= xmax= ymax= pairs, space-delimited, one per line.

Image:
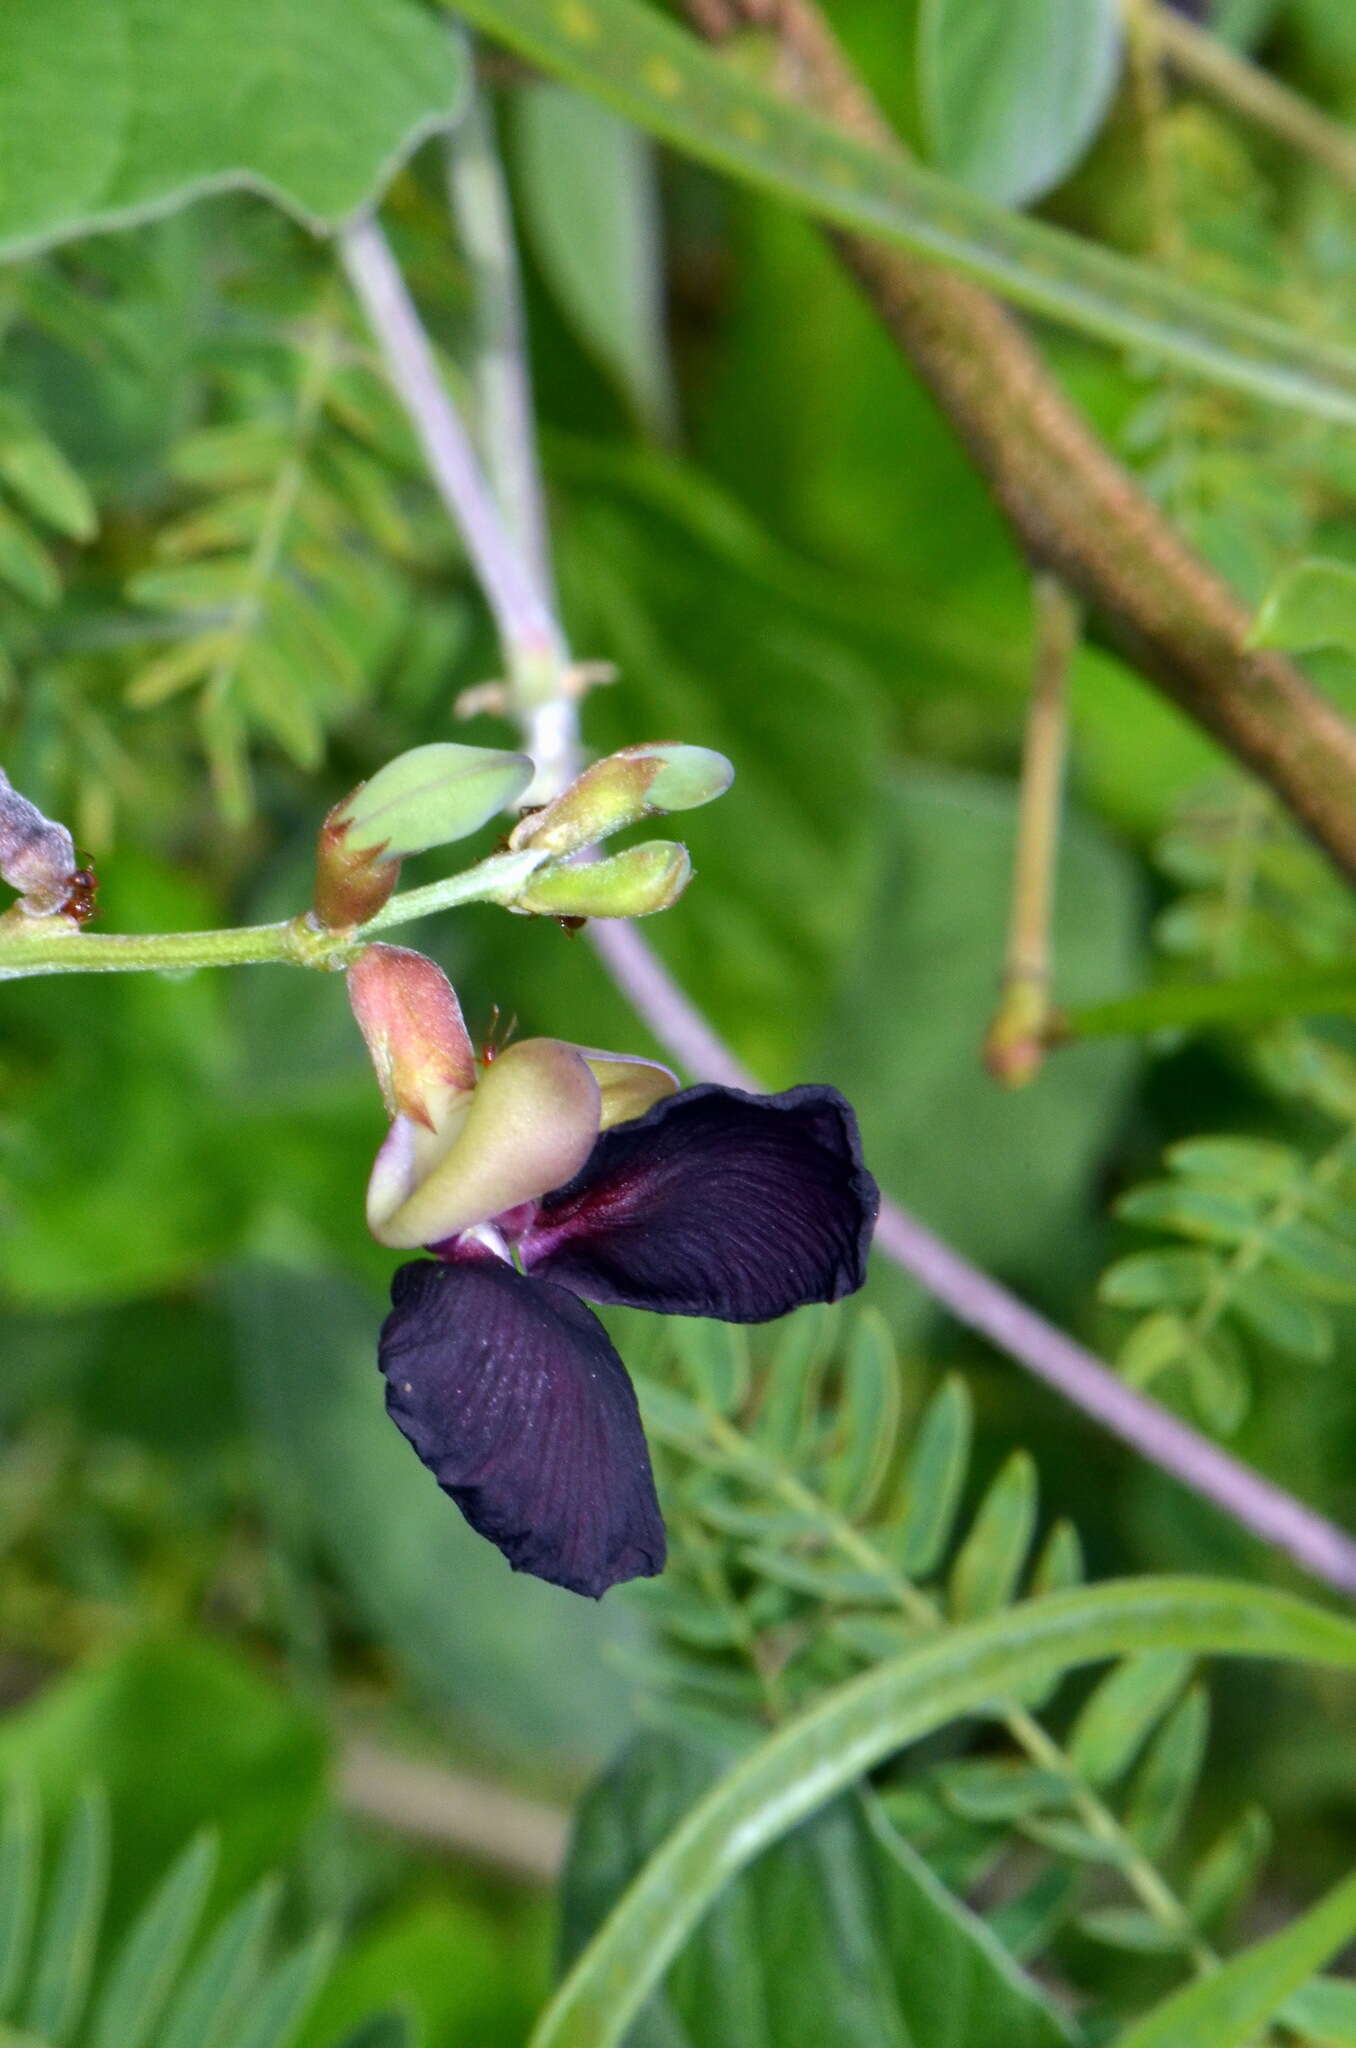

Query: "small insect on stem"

xmin=479 ymin=1003 xmax=519 ymax=1065
xmin=58 ymin=865 xmax=99 ymax=925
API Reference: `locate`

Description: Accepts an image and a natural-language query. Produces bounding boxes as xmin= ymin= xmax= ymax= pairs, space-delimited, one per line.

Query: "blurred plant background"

xmin=6 ymin=0 xmax=1356 ymax=2042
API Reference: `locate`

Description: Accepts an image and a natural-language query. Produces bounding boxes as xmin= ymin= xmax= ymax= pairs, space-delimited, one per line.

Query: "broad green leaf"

xmin=23 ymin=1787 xmax=109 ymax=2043
xmin=443 ymin=0 xmax=1356 ymax=423
xmin=0 ymin=1640 xmax=325 ymax=1913
xmin=559 ymin=1732 xmax=1073 ymax=2048
xmin=87 ymin=1834 xmax=216 ymax=2048
xmin=1251 ymin=557 xmax=1356 ymax=656
xmin=948 ymin=1452 xmax=1038 ymax=1619
xmin=1067 ymin=1653 xmax=1191 ymax=1788
xmin=514 ymin=83 xmax=673 ymax=434
xmin=892 ymin=1376 xmax=972 ymax=1578
xmin=531 ymin=1579 xmax=1356 ymax=2048
xmin=0 ymin=1781 xmax=39 ymax=2014
xmin=828 ymin=772 xmax=1141 ymax=1314
xmin=157 ymin=1879 xmax=282 ymax=2048
xmin=0 ymin=0 xmax=466 ymax=259
xmin=1116 ymin=1866 xmax=1356 ymax=2048
xmin=919 ymin=0 xmax=1122 ymax=205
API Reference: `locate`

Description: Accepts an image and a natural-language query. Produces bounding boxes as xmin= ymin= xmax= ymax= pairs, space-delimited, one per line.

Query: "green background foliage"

xmin=4 ymin=0 xmax=1356 ymax=2041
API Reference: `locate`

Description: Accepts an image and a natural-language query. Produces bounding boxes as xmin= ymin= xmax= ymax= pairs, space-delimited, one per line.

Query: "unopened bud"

xmin=509 ymin=744 xmax=732 ymax=858
xmin=347 ymin=944 xmax=477 ymax=1128
xmin=315 ymin=744 xmax=533 ymax=929
xmin=0 ymin=766 xmax=77 ymax=916
xmin=516 ymin=841 xmax=692 ymax=920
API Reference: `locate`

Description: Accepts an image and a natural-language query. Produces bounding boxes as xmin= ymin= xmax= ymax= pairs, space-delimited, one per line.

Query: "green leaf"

xmin=87 ymin=1834 xmax=216 ymax=2048
xmin=0 ymin=0 xmax=466 ymax=259
xmin=443 ymin=0 xmax=1356 ymax=423
xmin=1115 ymin=1866 xmax=1356 ymax=2048
xmin=1124 ymin=1684 xmax=1209 ymax=1859
xmin=1166 ymin=1137 xmax=1300 ymax=1195
xmin=1229 ymin=1272 xmax=1334 ymax=1363
xmin=0 ymin=504 xmax=61 ymax=607
xmin=918 ymin=0 xmax=1122 ymax=205
xmin=157 ymin=1878 xmax=282 ymax=2048
xmin=1279 ymin=1974 xmax=1356 ymax=2044
xmin=948 ymin=1452 xmax=1038 ymax=1619
xmin=1118 ymin=1311 xmax=1191 ymax=1388
xmin=231 ymin=1929 xmax=338 ymax=2048
xmin=1251 ymin=557 xmax=1356 ymax=656
xmin=828 ymin=1308 xmax=902 ymax=1519
xmin=670 ymin=1320 xmax=751 ymax=1414
xmin=1028 ymin=1521 xmax=1084 ymax=1598
xmin=828 ymin=771 xmax=1141 ymax=1316
xmin=0 ymin=415 xmax=97 ymax=540
xmin=531 ymin=1578 xmax=1356 ymax=2048
xmin=1267 ymin=1219 xmax=1356 ymax=1301
xmin=1186 ymin=1806 xmax=1271 ymax=1933
xmin=560 ymin=1733 xmax=1073 ymax=2048
xmin=0 ymin=1781 xmax=40 ymax=2014
xmin=1067 ymin=1653 xmax=1191 ymax=1788
xmin=936 ymin=1761 xmax=1070 ymax=1824
xmin=1114 ymin=1183 xmax=1260 ymax=1246
xmin=23 ymin=1786 xmax=109 ymax=2044
xmin=513 ymin=83 xmax=673 ymax=435
xmin=1182 ymin=1327 xmax=1250 ymax=1438
xmin=1100 ymin=1250 xmax=1217 ymax=1311
xmin=892 ymin=1375 xmax=972 ymax=1578
xmin=1076 ymin=1906 xmax=1186 ymax=1955
xmin=0 ymin=1640 xmax=326 ymax=1912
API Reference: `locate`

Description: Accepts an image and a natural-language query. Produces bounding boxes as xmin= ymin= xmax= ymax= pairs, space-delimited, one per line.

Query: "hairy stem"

xmin=680 ymin=0 xmax=1356 ymax=886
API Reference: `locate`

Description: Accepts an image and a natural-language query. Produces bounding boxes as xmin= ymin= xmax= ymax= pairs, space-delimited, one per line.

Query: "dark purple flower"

xmin=351 ymin=953 xmax=877 ymax=1599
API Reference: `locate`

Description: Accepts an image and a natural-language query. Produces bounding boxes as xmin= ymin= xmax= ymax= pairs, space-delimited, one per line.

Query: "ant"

xmin=59 ymin=863 xmax=99 ymax=925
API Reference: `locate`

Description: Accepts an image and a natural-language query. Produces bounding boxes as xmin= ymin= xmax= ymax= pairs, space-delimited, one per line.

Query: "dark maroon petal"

xmin=379 ymin=1259 xmax=665 ymax=1599
xmin=522 ymin=1083 xmax=879 ymax=1321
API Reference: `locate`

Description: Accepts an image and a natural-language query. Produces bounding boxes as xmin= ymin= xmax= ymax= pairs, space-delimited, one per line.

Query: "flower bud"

xmin=315 ymin=744 xmax=534 ymax=928
xmin=515 ymin=842 xmax=692 ymax=920
xmin=0 ymin=766 xmax=77 ymax=916
xmin=347 ymin=945 xmax=477 ymax=1128
xmin=509 ymin=744 xmax=732 ymax=858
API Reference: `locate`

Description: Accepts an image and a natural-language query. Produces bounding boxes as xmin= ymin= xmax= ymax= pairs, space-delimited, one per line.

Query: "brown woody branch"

xmin=681 ymin=0 xmax=1356 ymax=885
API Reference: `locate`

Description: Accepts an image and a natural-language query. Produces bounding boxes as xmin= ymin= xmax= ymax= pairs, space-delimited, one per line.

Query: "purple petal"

xmin=379 ymin=1258 xmax=665 ymax=1598
xmin=523 ymin=1083 xmax=879 ymax=1321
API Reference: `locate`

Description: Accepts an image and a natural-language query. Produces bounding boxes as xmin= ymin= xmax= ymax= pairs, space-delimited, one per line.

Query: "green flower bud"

xmin=510 ymin=744 xmax=732 ymax=858
xmin=315 ymin=743 xmax=533 ymax=928
xmin=516 ymin=841 xmax=692 ymax=920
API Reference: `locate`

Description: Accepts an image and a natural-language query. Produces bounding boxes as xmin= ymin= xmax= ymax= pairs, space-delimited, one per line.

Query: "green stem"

xmin=0 ymin=849 xmax=546 ymax=980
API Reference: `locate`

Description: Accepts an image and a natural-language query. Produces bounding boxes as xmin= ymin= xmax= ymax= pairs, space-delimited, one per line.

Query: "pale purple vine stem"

xmin=340 ymin=203 xmax=1356 ymax=1604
